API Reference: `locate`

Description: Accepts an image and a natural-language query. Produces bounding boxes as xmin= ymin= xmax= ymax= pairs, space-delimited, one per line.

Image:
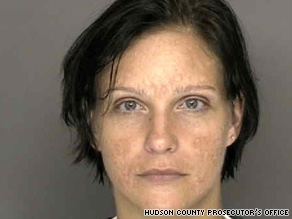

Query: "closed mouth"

xmin=138 ymin=168 xmax=187 ymax=183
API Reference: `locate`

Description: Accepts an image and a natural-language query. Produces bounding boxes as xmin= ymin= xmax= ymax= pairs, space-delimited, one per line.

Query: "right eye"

xmin=116 ymin=100 xmax=144 ymax=113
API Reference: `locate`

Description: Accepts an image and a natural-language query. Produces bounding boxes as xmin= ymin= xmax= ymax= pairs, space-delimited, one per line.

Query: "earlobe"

xmin=227 ymin=96 xmax=245 ymax=147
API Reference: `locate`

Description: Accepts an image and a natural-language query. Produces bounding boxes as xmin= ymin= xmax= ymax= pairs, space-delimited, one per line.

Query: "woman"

xmin=61 ymin=0 xmax=259 ymax=218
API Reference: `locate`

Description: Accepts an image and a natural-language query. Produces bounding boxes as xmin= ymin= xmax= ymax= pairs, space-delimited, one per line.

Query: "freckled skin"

xmin=93 ymin=27 xmax=242 ymax=219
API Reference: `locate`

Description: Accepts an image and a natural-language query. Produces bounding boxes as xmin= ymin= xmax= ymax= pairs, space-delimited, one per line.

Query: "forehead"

xmin=100 ymin=28 xmax=224 ymax=96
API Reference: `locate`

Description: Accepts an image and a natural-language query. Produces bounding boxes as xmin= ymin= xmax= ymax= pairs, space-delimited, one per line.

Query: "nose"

xmin=144 ymin=111 xmax=178 ymax=154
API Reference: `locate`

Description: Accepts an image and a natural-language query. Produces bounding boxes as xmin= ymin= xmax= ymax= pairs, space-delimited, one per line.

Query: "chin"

xmin=138 ymin=192 xmax=194 ymax=210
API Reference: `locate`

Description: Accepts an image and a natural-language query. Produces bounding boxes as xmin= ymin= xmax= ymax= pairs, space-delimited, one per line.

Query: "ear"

xmin=226 ymin=95 xmax=245 ymax=147
xmin=90 ymin=111 xmax=102 ymax=152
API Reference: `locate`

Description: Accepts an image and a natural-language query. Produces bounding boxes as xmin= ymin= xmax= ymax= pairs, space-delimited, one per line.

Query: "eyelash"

xmin=115 ymin=97 xmax=208 ymax=114
xmin=115 ymin=99 xmax=145 ymax=113
xmin=177 ymin=97 xmax=207 ymax=112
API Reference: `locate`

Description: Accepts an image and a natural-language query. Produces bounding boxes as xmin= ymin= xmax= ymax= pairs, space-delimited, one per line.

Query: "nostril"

xmin=144 ymin=133 xmax=178 ymax=154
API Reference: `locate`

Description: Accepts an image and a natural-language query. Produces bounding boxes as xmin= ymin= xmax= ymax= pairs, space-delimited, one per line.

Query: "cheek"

xmin=175 ymin=125 xmax=226 ymax=203
xmin=191 ymin=136 xmax=226 ymax=177
xmin=177 ymin=115 xmax=228 ymax=176
xmin=99 ymin=119 xmax=143 ymax=185
xmin=178 ymin=110 xmax=230 ymax=149
xmin=187 ymin=135 xmax=225 ymax=171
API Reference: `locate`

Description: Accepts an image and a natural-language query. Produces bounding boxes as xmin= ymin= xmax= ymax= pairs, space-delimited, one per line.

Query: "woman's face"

xmin=93 ymin=28 xmax=242 ymax=214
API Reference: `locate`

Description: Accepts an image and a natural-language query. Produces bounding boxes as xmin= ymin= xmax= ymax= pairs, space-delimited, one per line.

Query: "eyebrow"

xmin=104 ymin=85 xmax=217 ymax=97
xmin=174 ymin=85 xmax=217 ymax=94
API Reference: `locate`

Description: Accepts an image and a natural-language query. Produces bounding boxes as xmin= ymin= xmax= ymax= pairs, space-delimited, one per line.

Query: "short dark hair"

xmin=61 ymin=0 xmax=259 ymax=184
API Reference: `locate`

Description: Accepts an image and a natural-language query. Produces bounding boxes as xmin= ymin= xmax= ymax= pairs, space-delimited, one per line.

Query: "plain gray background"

xmin=0 ymin=0 xmax=291 ymax=218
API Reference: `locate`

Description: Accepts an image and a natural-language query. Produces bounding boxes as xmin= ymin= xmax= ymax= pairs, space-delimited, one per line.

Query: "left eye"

xmin=178 ymin=98 xmax=206 ymax=112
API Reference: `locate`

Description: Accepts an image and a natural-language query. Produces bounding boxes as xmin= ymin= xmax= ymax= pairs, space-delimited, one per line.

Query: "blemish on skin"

xmin=94 ymin=28 xmax=236 ymax=212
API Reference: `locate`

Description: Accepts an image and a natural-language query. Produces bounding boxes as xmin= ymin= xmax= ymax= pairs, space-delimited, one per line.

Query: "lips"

xmin=138 ymin=168 xmax=187 ymax=184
